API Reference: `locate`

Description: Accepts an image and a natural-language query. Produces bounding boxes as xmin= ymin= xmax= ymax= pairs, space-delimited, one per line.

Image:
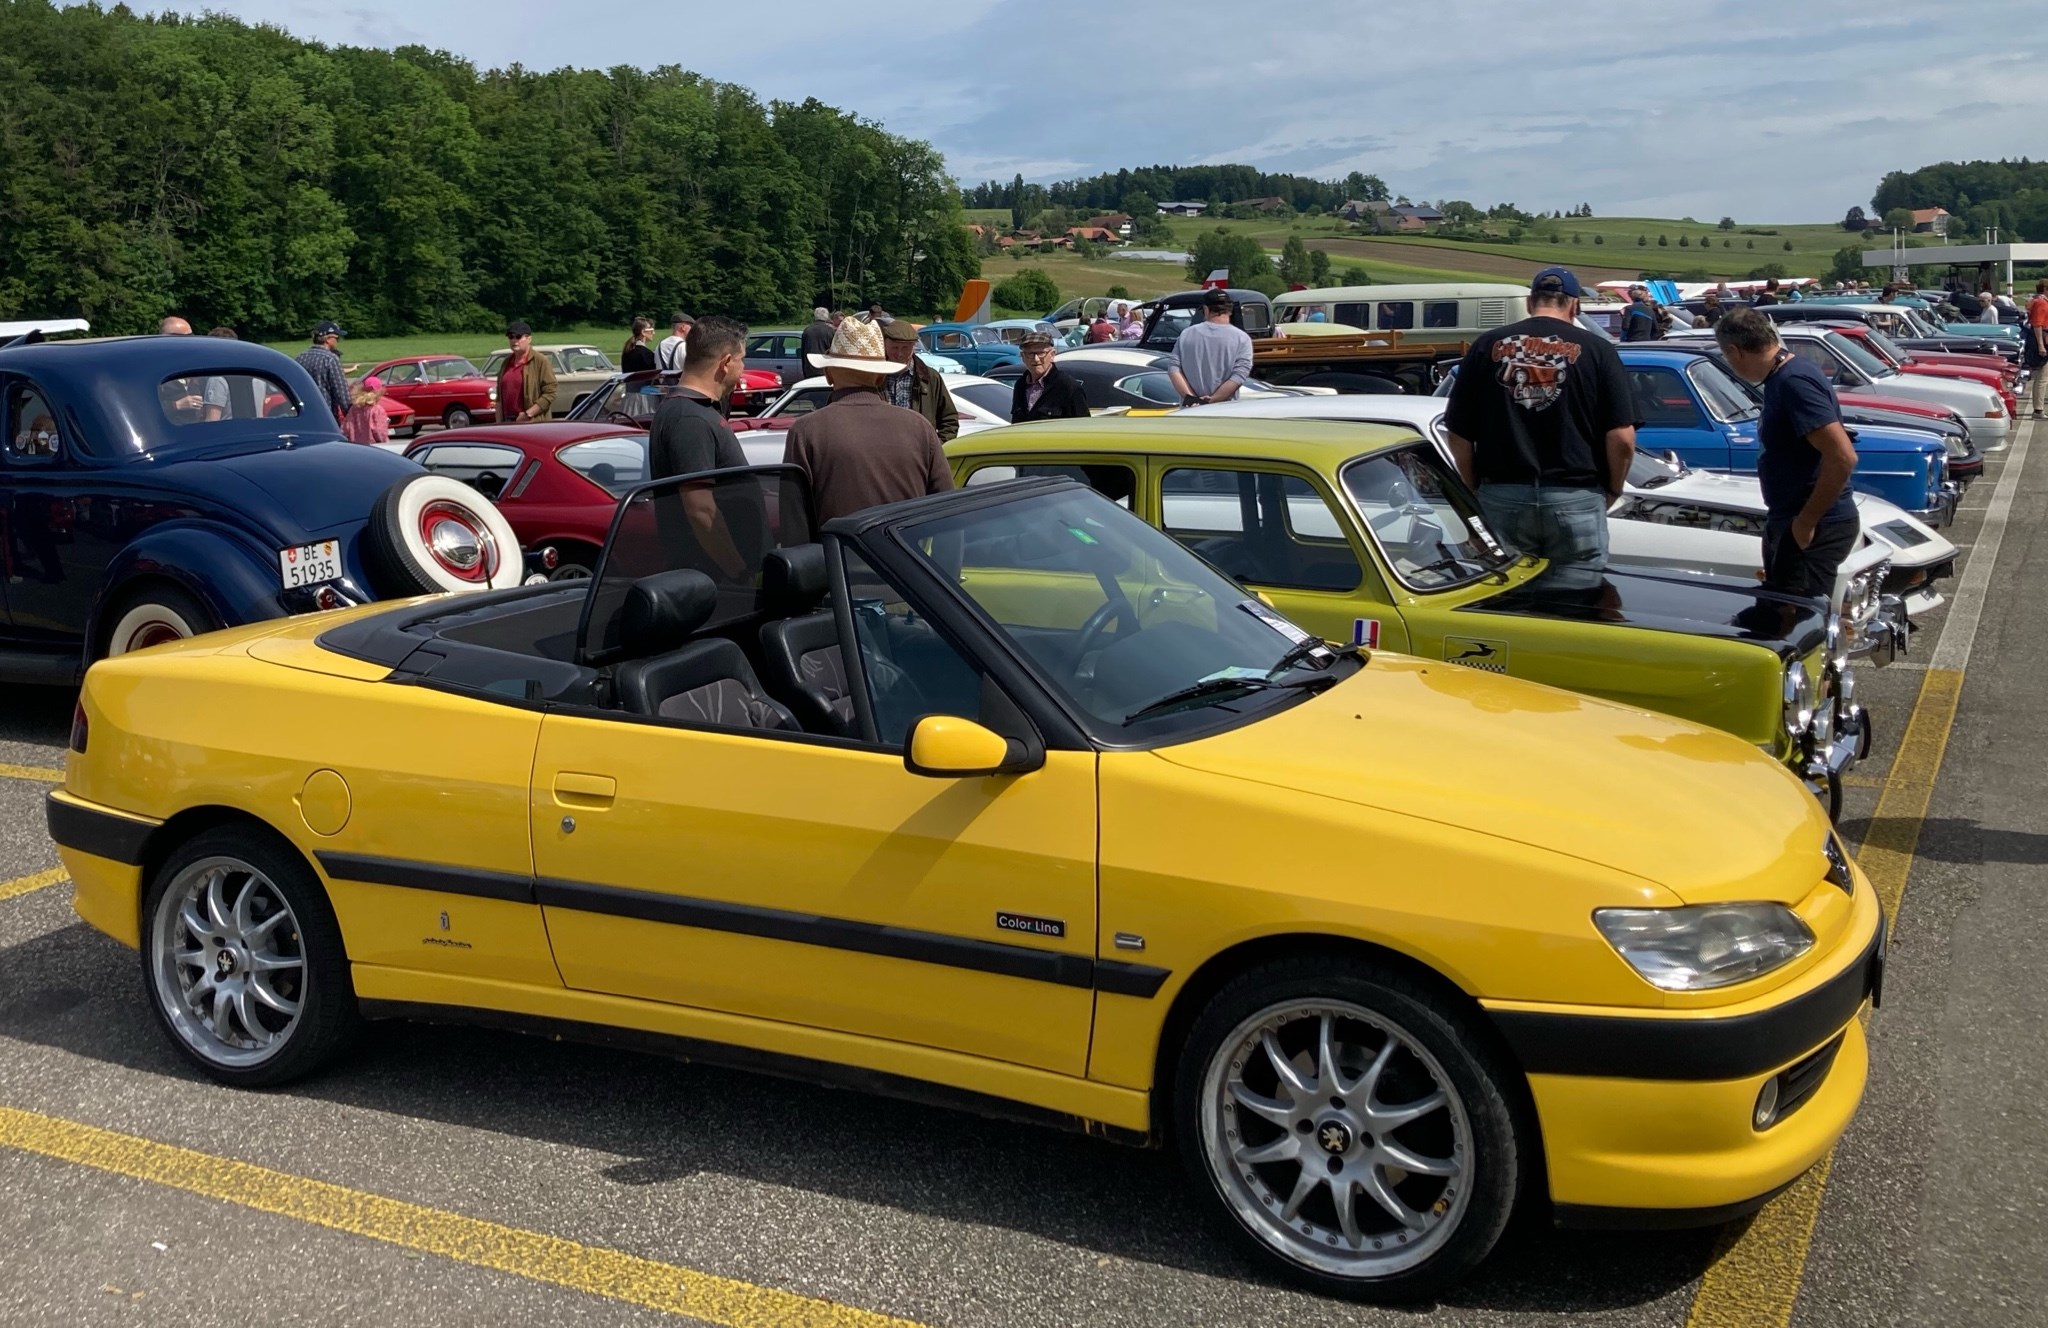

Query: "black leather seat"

xmin=612 ymin=570 xmax=798 ymax=730
xmin=757 ymin=544 xmax=856 ymax=736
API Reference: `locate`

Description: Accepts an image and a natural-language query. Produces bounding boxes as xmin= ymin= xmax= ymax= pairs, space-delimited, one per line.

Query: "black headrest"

xmin=761 ymin=543 xmax=829 ymax=613
xmin=620 ymin=570 xmax=717 ymax=656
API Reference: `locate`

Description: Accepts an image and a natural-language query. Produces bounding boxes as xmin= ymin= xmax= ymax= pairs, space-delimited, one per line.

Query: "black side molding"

xmin=1554 ymin=1174 xmax=1801 ymax=1231
xmin=45 ymin=793 xmax=153 ymax=866
xmin=359 ymin=998 xmax=1154 ymax=1148
xmin=316 ymin=853 xmax=536 ymax=905
xmin=1490 ymin=915 xmax=1884 ymax=1082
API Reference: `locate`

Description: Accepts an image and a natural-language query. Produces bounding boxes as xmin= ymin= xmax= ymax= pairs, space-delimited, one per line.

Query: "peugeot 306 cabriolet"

xmin=49 ymin=467 xmax=1882 ymax=1302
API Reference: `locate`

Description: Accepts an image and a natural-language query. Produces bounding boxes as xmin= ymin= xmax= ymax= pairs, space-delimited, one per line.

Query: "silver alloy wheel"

xmin=1201 ymin=1000 xmax=1473 ymax=1279
xmin=149 ymin=856 xmax=307 ymax=1069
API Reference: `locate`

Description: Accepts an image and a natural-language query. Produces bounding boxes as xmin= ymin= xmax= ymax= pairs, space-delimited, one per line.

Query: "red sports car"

xmin=402 ymin=424 xmax=649 ymax=579
xmin=1829 ymin=325 xmax=2017 ymax=417
xmin=362 ymin=354 xmax=500 ymax=430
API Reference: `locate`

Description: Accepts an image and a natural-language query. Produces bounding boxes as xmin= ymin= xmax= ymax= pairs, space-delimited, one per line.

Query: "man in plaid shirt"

xmin=296 ymin=320 xmax=350 ymax=422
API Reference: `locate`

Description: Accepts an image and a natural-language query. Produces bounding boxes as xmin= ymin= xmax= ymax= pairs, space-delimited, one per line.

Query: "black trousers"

xmin=1762 ymin=516 xmax=1858 ymax=599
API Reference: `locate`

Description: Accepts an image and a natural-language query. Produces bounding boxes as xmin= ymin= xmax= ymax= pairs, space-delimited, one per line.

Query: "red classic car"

xmin=402 ymin=424 xmax=649 ymax=579
xmin=563 ymin=367 xmax=782 ymax=426
xmin=362 ymin=354 xmax=500 ymax=430
xmin=1829 ymin=325 xmax=2017 ymax=417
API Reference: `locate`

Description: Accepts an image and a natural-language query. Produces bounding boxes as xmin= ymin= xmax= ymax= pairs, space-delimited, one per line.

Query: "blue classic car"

xmin=0 ymin=334 xmax=523 ymax=679
xmin=916 ymin=323 xmax=1023 ymax=375
xmin=1616 ymin=345 xmax=1958 ymax=525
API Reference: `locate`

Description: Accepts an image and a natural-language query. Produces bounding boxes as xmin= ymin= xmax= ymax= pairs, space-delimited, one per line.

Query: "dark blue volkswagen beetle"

xmin=0 ymin=335 xmax=523 ymax=679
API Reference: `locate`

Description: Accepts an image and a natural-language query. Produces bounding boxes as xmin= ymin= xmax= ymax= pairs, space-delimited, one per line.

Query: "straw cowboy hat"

xmin=811 ymin=317 xmax=907 ymax=375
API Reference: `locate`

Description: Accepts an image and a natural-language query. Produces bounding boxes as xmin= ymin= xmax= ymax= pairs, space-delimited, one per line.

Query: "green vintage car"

xmin=948 ymin=416 xmax=1861 ymax=811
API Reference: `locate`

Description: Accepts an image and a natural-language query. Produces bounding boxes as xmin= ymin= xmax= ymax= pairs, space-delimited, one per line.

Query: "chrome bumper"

xmin=1847 ymin=594 xmax=1909 ymax=668
xmin=1909 ymin=482 xmax=1961 ymax=528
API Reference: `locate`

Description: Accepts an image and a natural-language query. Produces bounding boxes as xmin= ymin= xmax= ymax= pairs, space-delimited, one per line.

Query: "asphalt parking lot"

xmin=0 ymin=422 xmax=2041 ymax=1328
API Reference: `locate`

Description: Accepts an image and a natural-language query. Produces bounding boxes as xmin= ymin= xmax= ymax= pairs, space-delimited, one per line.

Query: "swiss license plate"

xmin=278 ymin=539 xmax=342 ymax=589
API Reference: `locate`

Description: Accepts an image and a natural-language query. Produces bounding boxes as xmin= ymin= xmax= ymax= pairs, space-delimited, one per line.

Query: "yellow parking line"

xmin=1683 ymin=666 xmax=1963 ymax=1328
xmin=0 ymin=762 xmax=64 ymax=783
xmin=0 ymin=868 xmax=68 ymax=903
xmin=0 ymin=1104 xmax=924 ymax=1328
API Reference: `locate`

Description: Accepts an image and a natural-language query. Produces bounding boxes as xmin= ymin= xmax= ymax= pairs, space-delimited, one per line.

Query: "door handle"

xmin=553 ymin=772 xmax=616 ymax=809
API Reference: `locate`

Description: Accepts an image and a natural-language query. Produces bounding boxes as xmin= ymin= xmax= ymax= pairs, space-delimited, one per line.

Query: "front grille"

xmin=1776 ymin=1033 xmax=1845 ymax=1122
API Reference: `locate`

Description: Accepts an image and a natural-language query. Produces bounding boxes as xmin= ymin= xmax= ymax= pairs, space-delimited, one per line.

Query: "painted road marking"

xmin=0 ymin=868 xmax=68 ymax=903
xmin=0 ymin=762 xmax=64 ymax=783
xmin=0 ymin=1104 xmax=924 ymax=1328
xmin=1684 ymin=417 xmax=2032 ymax=1328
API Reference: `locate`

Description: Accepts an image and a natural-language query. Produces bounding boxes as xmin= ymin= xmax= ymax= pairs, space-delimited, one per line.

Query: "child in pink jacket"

xmin=341 ymin=375 xmax=390 ymax=445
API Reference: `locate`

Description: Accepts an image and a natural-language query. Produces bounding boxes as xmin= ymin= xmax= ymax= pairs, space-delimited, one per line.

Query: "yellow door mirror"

xmin=905 ymin=715 xmax=1026 ymax=778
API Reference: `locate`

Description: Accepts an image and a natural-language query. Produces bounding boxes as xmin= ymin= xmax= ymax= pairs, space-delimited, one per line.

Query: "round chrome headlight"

xmin=1783 ymin=662 xmax=1814 ymax=737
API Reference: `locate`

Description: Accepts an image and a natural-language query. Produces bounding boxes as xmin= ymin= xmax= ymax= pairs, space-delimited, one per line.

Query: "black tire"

xmin=100 ymin=583 xmax=221 ymax=660
xmin=1173 ymin=956 xmax=1522 ymax=1302
xmin=443 ymin=404 xmax=473 ymax=430
xmin=363 ymin=473 xmax=526 ymax=597
xmin=140 ymin=826 xmax=359 ymax=1087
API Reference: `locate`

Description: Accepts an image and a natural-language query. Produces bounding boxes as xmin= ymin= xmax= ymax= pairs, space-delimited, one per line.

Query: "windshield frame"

xmin=877 ymin=481 xmax=1359 ymax=750
xmin=1823 ymin=331 xmax=1894 ymax=380
xmin=1335 ymin=440 xmax=1519 ymax=593
xmin=1685 ymin=357 xmax=1762 ymax=422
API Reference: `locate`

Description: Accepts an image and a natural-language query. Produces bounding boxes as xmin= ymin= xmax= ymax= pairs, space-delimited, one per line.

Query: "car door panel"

xmin=529 ymin=716 xmax=1098 ymax=1075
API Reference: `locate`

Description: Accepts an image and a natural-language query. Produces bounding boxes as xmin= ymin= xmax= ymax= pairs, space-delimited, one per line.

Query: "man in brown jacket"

xmin=783 ymin=319 xmax=953 ymax=525
xmin=878 ymin=319 xmax=959 ymax=441
xmin=498 ymin=321 xmax=559 ymax=423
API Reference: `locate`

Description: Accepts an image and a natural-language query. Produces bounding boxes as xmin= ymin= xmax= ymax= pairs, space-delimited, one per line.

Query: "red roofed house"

xmin=1066 ymin=226 xmax=1121 ymax=244
xmin=1909 ymin=207 xmax=1950 ymax=236
xmin=1087 ymin=213 xmax=1133 ymax=236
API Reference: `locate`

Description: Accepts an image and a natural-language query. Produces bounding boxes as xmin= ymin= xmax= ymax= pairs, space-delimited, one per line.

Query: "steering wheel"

xmin=605 ymin=410 xmax=641 ymax=427
xmin=1074 ymin=596 xmax=1141 ymax=663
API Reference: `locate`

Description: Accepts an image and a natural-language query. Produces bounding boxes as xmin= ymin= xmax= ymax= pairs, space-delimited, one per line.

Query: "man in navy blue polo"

xmin=1714 ymin=307 xmax=1859 ymax=596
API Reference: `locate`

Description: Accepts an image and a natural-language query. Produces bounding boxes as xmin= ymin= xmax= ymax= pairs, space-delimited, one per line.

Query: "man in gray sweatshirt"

xmin=1168 ymin=288 xmax=1255 ymax=406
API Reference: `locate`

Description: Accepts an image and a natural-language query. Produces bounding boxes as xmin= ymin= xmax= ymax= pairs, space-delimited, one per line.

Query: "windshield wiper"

xmin=1265 ymin=637 xmax=1359 ymax=678
xmin=1123 ymin=672 xmax=1337 ymax=725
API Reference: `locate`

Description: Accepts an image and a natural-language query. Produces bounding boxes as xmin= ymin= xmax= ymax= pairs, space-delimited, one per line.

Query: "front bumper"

xmin=1909 ymin=481 xmax=1961 ymax=528
xmin=1847 ymin=594 xmax=1909 ymax=668
xmin=1493 ymin=911 xmax=1884 ymax=1217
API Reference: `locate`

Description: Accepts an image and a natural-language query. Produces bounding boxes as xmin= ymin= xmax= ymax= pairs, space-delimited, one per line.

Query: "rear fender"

xmin=89 ymin=522 xmax=294 ymax=652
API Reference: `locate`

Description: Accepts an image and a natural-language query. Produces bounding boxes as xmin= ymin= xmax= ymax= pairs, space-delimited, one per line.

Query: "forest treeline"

xmin=0 ymin=1 xmax=978 ymax=338
xmin=1869 ymin=159 xmax=2048 ymax=242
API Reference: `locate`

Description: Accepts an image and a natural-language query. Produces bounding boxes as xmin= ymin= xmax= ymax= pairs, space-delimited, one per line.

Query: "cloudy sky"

xmin=130 ymin=1 xmax=2045 ymax=220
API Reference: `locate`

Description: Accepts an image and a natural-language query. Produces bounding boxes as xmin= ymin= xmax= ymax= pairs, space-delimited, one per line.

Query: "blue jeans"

xmin=1475 ymin=485 xmax=1609 ymax=569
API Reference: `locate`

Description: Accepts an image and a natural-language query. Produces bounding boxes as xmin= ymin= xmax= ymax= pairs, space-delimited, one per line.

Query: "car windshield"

xmin=972 ymin=327 xmax=1008 ymax=347
xmin=950 ymin=381 xmax=1013 ymax=417
xmin=582 ymin=374 xmax=683 ymax=424
xmin=560 ymin=347 xmax=614 ymax=374
xmin=1147 ymin=307 xmax=1199 ymax=343
xmin=1117 ymin=371 xmax=1183 ymax=404
xmin=1827 ymin=332 xmax=1894 ymax=379
xmin=1338 ymin=442 xmax=1518 ymax=590
xmin=898 ymin=486 xmax=1353 ymax=733
xmin=1688 ymin=358 xmax=1762 ymax=421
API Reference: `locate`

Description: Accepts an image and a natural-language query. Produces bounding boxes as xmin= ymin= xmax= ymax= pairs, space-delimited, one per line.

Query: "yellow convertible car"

xmin=48 ymin=466 xmax=1884 ymax=1301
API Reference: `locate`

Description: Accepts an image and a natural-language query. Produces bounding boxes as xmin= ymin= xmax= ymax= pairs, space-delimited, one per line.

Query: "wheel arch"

xmin=90 ymin=525 xmax=285 ymax=659
xmin=1148 ymin=931 xmax=1549 ymax=1206
xmin=136 ymin=805 xmax=316 ymax=930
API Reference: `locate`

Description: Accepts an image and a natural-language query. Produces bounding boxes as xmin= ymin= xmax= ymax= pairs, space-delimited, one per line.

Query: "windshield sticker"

xmin=1238 ymin=599 xmax=1313 ymax=645
xmin=1443 ymin=636 xmax=1509 ymax=673
xmin=1066 ymin=526 xmax=1100 ymax=545
xmin=1465 ymin=516 xmax=1507 ymax=558
xmin=1352 ymin=619 xmax=1382 ymax=649
xmin=1201 ymin=666 xmax=1270 ymax=682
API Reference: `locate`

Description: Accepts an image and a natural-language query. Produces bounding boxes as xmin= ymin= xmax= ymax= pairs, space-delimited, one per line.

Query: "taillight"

xmin=69 ymin=701 xmax=88 ymax=754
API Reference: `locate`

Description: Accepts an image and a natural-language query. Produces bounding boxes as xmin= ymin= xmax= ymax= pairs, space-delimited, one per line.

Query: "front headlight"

xmin=1943 ymin=434 xmax=1968 ymax=458
xmin=1783 ymin=661 xmax=1813 ymax=736
xmin=1594 ymin=904 xmax=1815 ymax=991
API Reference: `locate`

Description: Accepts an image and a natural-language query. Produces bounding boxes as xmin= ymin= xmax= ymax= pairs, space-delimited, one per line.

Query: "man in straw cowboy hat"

xmin=783 ymin=318 xmax=953 ymax=525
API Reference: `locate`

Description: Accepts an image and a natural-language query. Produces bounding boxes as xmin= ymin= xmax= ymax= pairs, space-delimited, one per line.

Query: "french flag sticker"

xmin=1352 ymin=619 xmax=1380 ymax=649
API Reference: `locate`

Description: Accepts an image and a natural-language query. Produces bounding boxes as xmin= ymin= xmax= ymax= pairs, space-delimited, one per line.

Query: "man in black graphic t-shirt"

xmin=1444 ymin=267 xmax=1639 ymax=570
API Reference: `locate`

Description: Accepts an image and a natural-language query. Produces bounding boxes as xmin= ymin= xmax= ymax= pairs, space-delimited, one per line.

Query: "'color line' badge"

xmin=996 ymin=911 xmax=1066 ymax=938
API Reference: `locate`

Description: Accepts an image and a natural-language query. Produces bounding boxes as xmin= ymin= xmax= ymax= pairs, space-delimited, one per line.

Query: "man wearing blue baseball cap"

xmin=1443 ymin=266 xmax=1639 ymax=572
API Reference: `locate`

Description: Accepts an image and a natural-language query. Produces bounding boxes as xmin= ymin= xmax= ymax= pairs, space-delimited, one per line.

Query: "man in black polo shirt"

xmin=1443 ymin=266 xmax=1638 ymax=570
xmin=648 ymin=315 xmax=754 ymax=580
xmin=1713 ymin=307 xmax=1858 ymax=596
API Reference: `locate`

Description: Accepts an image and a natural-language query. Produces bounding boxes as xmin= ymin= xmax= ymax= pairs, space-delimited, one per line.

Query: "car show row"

xmin=11 ymin=272 xmax=2002 ymax=1299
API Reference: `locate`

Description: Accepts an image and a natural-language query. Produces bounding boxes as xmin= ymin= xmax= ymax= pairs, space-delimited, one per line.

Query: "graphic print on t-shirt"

xmin=1489 ymin=334 xmax=1584 ymax=413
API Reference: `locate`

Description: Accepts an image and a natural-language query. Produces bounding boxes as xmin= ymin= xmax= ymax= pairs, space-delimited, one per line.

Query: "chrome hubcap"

xmin=150 ymin=858 xmax=305 ymax=1067
xmin=1203 ymin=1001 xmax=1471 ymax=1278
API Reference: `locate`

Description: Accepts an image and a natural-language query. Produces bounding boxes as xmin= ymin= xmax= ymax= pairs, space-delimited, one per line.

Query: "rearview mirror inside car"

xmin=904 ymin=715 xmax=1037 ymax=779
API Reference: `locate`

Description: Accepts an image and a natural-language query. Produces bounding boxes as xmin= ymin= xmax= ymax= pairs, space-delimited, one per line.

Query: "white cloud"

xmin=113 ymin=0 xmax=2048 ymax=218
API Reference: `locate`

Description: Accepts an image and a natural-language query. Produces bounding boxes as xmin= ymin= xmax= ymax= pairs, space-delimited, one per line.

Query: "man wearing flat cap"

xmin=877 ymin=319 xmax=959 ymax=442
xmin=783 ymin=319 xmax=954 ymax=525
xmin=1011 ymin=332 xmax=1089 ymax=422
